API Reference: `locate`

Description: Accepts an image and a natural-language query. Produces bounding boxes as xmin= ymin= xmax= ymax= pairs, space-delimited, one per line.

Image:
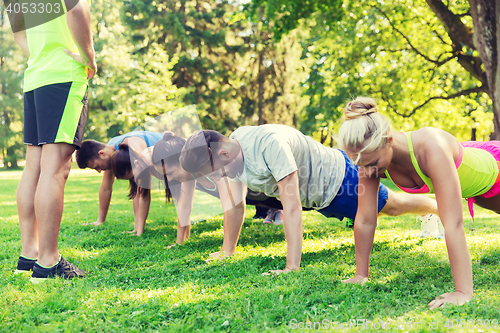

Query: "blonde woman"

xmin=338 ymin=97 xmax=500 ymax=309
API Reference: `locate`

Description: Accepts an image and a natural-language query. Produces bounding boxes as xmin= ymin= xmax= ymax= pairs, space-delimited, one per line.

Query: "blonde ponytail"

xmin=338 ymin=97 xmax=390 ymax=164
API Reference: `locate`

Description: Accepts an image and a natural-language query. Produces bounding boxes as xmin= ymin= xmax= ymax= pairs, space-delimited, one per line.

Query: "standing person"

xmin=13 ymin=0 xmax=97 ymax=281
xmin=179 ymin=125 xmax=440 ymax=273
xmin=75 ymin=131 xmax=163 ymax=235
xmin=337 ymin=97 xmax=500 ymax=309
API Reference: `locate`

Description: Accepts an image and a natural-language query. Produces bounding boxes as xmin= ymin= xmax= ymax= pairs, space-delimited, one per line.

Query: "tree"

xmin=0 ymin=5 xmax=24 ymax=168
xmin=122 ymin=0 xmax=310 ymax=134
xmin=247 ymin=0 xmax=497 ymax=140
xmin=85 ymin=0 xmax=185 ymax=142
xmin=427 ymin=0 xmax=499 ymax=139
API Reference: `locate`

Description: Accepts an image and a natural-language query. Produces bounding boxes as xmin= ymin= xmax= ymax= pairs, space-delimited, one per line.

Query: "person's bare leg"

xmin=16 ymin=145 xmax=43 ymax=259
xmin=380 ymin=189 xmax=439 ymax=216
xmin=35 ymin=143 xmax=75 ymax=267
xmin=474 ymin=195 xmax=500 ymax=214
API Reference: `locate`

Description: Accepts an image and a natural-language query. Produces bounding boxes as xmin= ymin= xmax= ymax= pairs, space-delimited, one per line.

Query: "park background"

xmin=1 ymin=0 xmax=500 ymax=331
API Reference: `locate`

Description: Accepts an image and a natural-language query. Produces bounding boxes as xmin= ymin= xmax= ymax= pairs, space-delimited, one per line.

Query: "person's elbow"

xmin=12 ymin=32 xmax=24 ymax=45
xmin=65 ymin=0 xmax=88 ymax=17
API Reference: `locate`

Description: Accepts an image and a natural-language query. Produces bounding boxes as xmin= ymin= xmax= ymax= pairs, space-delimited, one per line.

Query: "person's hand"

xmin=428 ymin=291 xmax=472 ymax=310
xmin=64 ymin=49 xmax=97 ymax=79
xmin=85 ymin=221 xmax=104 ymax=226
xmin=262 ymin=267 xmax=296 ymax=276
xmin=342 ymin=275 xmax=369 ymax=284
xmin=205 ymin=251 xmax=231 ymax=263
xmin=123 ymin=230 xmax=142 ymax=236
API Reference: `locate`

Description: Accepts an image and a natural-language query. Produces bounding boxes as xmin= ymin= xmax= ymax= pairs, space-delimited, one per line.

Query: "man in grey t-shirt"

xmin=180 ymin=125 xmax=439 ymax=274
xmin=230 ymin=125 xmax=345 ymax=209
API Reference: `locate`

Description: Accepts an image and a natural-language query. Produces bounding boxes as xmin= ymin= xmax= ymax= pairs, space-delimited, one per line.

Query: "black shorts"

xmin=24 ymin=82 xmax=88 ymax=148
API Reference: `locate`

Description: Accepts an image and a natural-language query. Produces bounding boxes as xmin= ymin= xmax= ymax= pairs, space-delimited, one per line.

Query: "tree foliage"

xmin=86 ymin=0 xmax=185 ymax=142
xmin=248 ymin=0 xmax=496 ymax=141
xmin=301 ymin=0 xmax=492 ymax=143
xmin=0 ymin=6 xmax=24 ymax=168
xmin=122 ymin=0 xmax=310 ymax=134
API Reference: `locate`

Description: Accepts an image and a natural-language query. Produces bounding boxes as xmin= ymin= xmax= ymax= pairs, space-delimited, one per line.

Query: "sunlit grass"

xmin=0 ymin=166 xmax=499 ymax=331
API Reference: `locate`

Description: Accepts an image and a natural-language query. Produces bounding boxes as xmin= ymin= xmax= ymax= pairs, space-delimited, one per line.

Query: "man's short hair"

xmin=180 ymin=130 xmax=228 ymax=174
xmin=76 ymin=139 xmax=106 ymax=169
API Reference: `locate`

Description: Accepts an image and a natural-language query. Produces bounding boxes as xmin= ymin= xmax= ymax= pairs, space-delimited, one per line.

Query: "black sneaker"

xmin=14 ymin=256 xmax=37 ymax=274
xmin=253 ymin=206 xmax=269 ymax=219
xmin=31 ymin=256 xmax=87 ymax=283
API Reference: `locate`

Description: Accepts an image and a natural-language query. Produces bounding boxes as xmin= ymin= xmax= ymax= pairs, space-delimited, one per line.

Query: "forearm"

xmin=13 ymin=31 xmax=29 ymax=57
xmin=176 ymin=202 xmax=193 ymax=228
xmin=65 ymin=0 xmax=95 ymax=64
xmin=353 ymin=219 xmax=377 ymax=277
xmin=134 ymin=193 xmax=151 ymax=234
xmin=445 ymin=222 xmax=473 ymax=296
xmin=176 ymin=219 xmax=191 ymax=244
xmin=97 ymin=187 xmax=112 ymax=222
xmin=221 ymin=203 xmax=246 ymax=255
xmin=282 ymin=206 xmax=303 ymax=270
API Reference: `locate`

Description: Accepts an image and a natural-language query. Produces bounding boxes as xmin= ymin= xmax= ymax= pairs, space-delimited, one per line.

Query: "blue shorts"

xmin=318 ymin=150 xmax=388 ymax=221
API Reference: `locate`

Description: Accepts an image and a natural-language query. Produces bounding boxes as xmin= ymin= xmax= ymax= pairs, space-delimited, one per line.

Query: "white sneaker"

xmin=435 ymin=216 xmax=445 ymax=239
xmin=417 ymin=214 xmax=438 ymax=237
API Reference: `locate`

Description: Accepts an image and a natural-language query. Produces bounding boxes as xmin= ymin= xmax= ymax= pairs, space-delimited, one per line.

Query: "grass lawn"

xmin=0 ymin=165 xmax=499 ymax=332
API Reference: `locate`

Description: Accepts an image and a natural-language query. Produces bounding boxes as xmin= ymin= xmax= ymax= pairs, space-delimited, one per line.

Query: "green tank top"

xmin=385 ymin=132 xmax=498 ymax=198
xmin=22 ymin=0 xmax=88 ymax=92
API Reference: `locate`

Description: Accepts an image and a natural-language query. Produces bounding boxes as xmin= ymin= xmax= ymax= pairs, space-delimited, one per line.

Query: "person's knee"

xmin=380 ymin=190 xmax=404 ymax=216
xmin=381 ymin=204 xmax=402 ymax=216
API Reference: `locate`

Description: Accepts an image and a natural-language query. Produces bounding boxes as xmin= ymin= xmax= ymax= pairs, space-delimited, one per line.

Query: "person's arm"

xmin=276 ymin=171 xmax=303 ymax=272
xmin=63 ymin=0 xmax=96 ymax=79
xmin=133 ymin=188 xmax=151 ymax=236
xmin=343 ymin=173 xmax=381 ymax=283
xmin=10 ymin=8 xmax=29 ymax=57
xmin=175 ymin=180 xmax=196 ymax=244
xmin=12 ymin=30 xmax=29 ymax=57
xmin=208 ymin=178 xmax=246 ymax=259
xmin=424 ymin=141 xmax=473 ymax=309
xmin=89 ymin=169 xmax=114 ymax=225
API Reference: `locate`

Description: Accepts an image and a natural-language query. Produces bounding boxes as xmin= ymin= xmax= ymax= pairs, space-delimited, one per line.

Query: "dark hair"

xmin=180 ymin=130 xmax=228 ymax=174
xmin=152 ymin=132 xmax=187 ymax=202
xmin=76 ymin=140 xmax=106 ymax=169
xmin=111 ymin=143 xmax=150 ymax=200
xmin=152 ymin=132 xmax=186 ymax=168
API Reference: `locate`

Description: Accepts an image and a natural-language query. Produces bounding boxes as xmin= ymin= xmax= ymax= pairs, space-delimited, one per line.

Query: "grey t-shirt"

xmin=229 ymin=124 xmax=345 ymax=209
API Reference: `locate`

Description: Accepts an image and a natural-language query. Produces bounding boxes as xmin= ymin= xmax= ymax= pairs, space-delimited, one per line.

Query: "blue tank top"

xmin=107 ymin=131 xmax=163 ymax=150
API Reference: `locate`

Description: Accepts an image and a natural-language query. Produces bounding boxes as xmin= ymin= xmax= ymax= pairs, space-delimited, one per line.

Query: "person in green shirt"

xmin=12 ymin=0 xmax=97 ymax=281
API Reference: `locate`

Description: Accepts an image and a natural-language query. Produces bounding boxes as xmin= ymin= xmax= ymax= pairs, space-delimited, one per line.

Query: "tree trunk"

xmin=257 ymin=49 xmax=265 ymax=125
xmin=469 ymin=0 xmax=499 ymax=139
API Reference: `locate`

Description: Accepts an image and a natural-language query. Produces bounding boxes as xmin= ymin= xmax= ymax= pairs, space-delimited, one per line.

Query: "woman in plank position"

xmin=338 ymin=97 xmax=500 ymax=309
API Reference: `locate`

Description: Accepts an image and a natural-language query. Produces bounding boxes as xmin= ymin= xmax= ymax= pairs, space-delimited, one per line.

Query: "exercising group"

xmin=12 ymin=0 xmax=500 ymax=310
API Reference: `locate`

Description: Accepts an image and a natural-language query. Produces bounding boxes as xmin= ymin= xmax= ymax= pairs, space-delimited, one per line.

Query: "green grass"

xmin=0 ymin=167 xmax=499 ymax=332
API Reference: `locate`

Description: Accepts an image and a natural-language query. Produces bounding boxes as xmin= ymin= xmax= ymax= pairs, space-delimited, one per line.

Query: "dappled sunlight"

xmin=1 ymin=215 xmax=19 ymax=224
xmin=64 ymin=247 xmax=111 ymax=261
xmin=81 ymin=283 xmax=224 ymax=309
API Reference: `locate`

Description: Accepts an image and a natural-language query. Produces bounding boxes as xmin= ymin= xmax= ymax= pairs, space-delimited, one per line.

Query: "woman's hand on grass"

xmin=85 ymin=221 xmax=104 ymax=226
xmin=428 ymin=291 xmax=472 ymax=309
xmin=122 ymin=230 xmax=142 ymax=236
xmin=342 ymin=275 xmax=368 ymax=284
xmin=205 ymin=251 xmax=231 ymax=263
xmin=262 ymin=267 xmax=296 ymax=276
